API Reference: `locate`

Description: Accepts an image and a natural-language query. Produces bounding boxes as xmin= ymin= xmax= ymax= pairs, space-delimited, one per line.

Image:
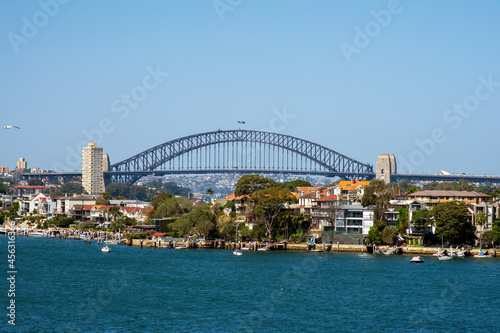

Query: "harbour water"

xmin=2 ymin=235 xmax=499 ymax=332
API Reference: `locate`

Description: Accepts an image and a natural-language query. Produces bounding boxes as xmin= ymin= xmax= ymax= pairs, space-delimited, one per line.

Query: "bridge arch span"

xmin=110 ymin=130 xmax=373 ymax=184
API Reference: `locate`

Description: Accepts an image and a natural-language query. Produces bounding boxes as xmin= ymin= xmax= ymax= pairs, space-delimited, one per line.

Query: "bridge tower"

xmin=376 ymin=154 xmax=397 ymax=184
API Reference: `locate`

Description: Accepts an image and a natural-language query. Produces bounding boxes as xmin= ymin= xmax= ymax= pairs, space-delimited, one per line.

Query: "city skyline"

xmin=2 ymin=1 xmax=499 ymax=176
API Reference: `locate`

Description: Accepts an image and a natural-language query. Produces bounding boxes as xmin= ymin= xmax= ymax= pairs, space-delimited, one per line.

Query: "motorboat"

xmin=410 ymin=256 xmax=424 ymax=263
xmin=29 ymin=231 xmax=44 ymax=237
xmin=233 ymin=250 xmax=243 ymax=256
xmin=101 ymin=245 xmax=110 ymax=253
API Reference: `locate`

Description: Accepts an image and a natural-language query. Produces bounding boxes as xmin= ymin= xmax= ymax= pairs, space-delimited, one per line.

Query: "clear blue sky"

xmin=1 ymin=0 xmax=499 ymax=176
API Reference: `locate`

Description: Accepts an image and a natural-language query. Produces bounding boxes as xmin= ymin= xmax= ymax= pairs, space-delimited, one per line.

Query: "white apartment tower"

xmin=82 ymin=142 xmax=107 ymax=195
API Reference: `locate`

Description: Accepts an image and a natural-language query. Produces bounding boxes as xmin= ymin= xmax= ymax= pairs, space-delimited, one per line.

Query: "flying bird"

xmin=3 ymin=125 xmax=21 ymax=129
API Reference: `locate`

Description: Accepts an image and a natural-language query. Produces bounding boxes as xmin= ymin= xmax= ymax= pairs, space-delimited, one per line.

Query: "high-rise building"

xmin=16 ymin=158 xmax=27 ymax=170
xmin=82 ymin=142 xmax=106 ymax=195
xmin=0 ymin=165 xmax=8 ymax=174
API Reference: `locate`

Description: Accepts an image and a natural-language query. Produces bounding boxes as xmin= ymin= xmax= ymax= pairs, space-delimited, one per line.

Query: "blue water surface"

xmin=1 ymin=235 xmax=499 ymax=332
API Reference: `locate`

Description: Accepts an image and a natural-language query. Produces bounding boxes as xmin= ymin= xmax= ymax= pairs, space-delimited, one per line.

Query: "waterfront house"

xmin=56 ymin=194 xmax=97 ymax=216
xmin=310 ymin=195 xmax=348 ymax=230
xmin=334 ymin=205 xmax=374 ymax=235
xmin=20 ymin=193 xmax=56 ymax=217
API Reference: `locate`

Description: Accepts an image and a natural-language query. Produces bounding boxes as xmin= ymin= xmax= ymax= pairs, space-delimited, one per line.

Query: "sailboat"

xmin=101 ymin=215 xmax=111 ymax=253
xmin=233 ymin=224 xmax=242 ymax=256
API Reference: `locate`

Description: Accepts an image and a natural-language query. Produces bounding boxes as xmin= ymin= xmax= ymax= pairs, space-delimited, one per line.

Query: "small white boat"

xmin=233 ymin=225 xmax=243 ymax=256
xmin=29 ymin=231 xmax=44 ymax=237
xmin=474 ymin=251 xmax=492 ymax=258
xmin=101 ymin=224 xmax=111 ymax=253
xmin=410 ymin=256 xmax=424 ymax=263
xmin=438 ymin=254 xmax=452 ymax=260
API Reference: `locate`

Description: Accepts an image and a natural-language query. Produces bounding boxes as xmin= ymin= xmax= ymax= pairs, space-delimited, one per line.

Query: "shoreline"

xmin=4 ymin=231 xmax=497 ymax=257
xmin=127 ymin=238 xmax=498 ymax=257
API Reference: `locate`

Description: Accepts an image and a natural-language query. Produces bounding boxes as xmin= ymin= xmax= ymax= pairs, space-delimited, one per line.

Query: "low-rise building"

xmin=56 ymin=194 xmax=97 ymax=216
xmin=407 ymin=190 xmax=490 ymax=206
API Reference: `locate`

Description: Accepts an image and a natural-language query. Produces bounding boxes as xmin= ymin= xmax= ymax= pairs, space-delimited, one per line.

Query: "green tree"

xmin=382 ymin=226 xmax=398 ymax=245
xmin=234 ymin=174 xmax=276 ymax=197
xmin=100 ymin=192 xmax=113 ymax=200
xmin=9 ymin=202 xmax=20 ymax=216
xmin=482 ymin=229 xmax=499 ymax=247
xmin=366 ymin=220 xmax=386 ymax=245
xmin=411 ymin=209 xmax=432 ymax=234
xmin=250 ymin=187 xmax=297 ymax=241
xmin=405 ymin=185 xmax=420 ymax=195
xmin=431 ymin=201 xmax=475 ymax=245
xmin=49 ymin=216 xmax=74 ymax=228
xmin=362 ymin=179 xmax=399 ymax=220
xmin=205 ymin=188 xmax=214 ymax=195
xmin=280 ymin=179 xmax=312 ymax=192
xmin=108 ymin=206 xmax=123 ymax=221
xmin=475 ymin=212 xmax=486 ymax=232
xmin=149 ymin=194 xmax=193 ymax=219
xmin=397 ymin=207 xmax=409 ymax=235
xmin=54 ymin=183 xmax=87 ymax=196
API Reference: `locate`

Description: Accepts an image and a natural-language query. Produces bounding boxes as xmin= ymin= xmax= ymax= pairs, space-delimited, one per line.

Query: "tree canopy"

xmin=280 ymin=179 xmax=311 ymax=192
xmin=362 ymin=179 xmax=399 ymax=220
xmin=234 ymin=175 xmax=277 ymax=197
xmin=251 ymin=186 xmax=298 ymax=241
xmin=431 ymin=201 xmax=475 ymax=245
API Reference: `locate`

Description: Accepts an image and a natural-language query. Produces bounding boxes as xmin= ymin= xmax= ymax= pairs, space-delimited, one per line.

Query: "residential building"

xmin=334 ymin=205 xmax=374 ymax=234
xmin=56 ymin=194 xmax=97 ymax=215
xmin=331 ymin=180 xmax=370 ymax=201
xmin=82 ymin=142 xmax=106 ymax=195
xmin=0 ymin=165 xmax=8 ymax=174
xmin=407 ymin=190 xmax=490 ymax=206
xmin=470 ymin=202 xmax=499 ymax=239
xmin=20 ymin=193 xmax=56 ymax=217
xmin=310 ymin=195 xmax=347 ymax=230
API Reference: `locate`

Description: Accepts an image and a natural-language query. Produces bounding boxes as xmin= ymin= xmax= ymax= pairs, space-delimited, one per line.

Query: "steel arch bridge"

xmin=108 ymin=130 xmax=374 ymax=185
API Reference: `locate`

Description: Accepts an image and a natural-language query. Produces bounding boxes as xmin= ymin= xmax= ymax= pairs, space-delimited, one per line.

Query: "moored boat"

xmin=438 ymin=254 xmax=452 ymax=260
xmin=410 ymin=256 xmax=424 ymax=263
xmin=474 ymin=251 xmax=492 ymax=258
